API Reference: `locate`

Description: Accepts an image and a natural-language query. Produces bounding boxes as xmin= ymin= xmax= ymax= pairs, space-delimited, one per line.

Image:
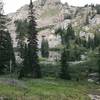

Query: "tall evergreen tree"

xmin=60 ymin=48 xmax=71 ymax=80
xmin=19 ymin=0 xmax=41 ymax=78
xmin=0 ymin=2 xmax=6 ymax=31
xmin=28 ymin=0 xmax=41 ymax=78
xmin=55 ymin=24 xmax=75 ymax=46
xmin=15 ymin=19 xmax=29 ymax=59
xmin=98 ymin=47 xmax=100 ymax=81
xmin=87 ymin=36 xmax=94 ymax=49
xmin=55 ymin=28 xmax=66 ymax=45
xmin=94 ymin=33 xmax=100 ymax=48
xmin=65 ymin=24 xmax=75 ymax=45
xmin=84 ymin=14 xmax=89 ymax=25
xmin=41 ymin=36 xmax=49 ymax=58
xmin=0 ymin=1 xmax=16 ymax=74
xmin=18 ymin=44 xmax=28 ymax=78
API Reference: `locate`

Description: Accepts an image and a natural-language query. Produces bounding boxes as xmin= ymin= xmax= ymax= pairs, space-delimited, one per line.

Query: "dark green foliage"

xmin=41 ymin=37 xmax=49 ymax=58
xmin=0 ymin=1 xmax=6 ymax=31
xmin=56 ymin=24 xmax=81 ymax=62
xmin=95 ymin=4 xmax=100 ymax=14
xmin=55 ymin=24 xmax=75 ymax=46
xmin=55 ymin=28 xmax=65 ymax=44
xmin=15 ymin=19 xmax=29 ymax=58
xmin=64 ymin=14 xmax=72 ymax=20
xmin=65 ymin=24 xmax=75 ymax=44
xmin=87 ymin=36 xmax=94 ymax=49
xmin=19 ymin=0 xmax=41 ymax=78
xmin=60 ymin=48 xmax=71 ymax=80
xmin=40 ymin=63 xmax=60 ymax=77
xmin=94 ymin=33 xmax=100 ymax=48
xmin=6 ymin=31 xmax=16 ymax=72
xmin=69 ymin=45 xmax=81 ymax=61
xmin=84 ymin=4 xmax=88 ymax=7
xmin=97 ymin=47 xmax=100 ymax=81
xmin=0 ymin=14 xmax=6 ymax=30
xmin=84 ymin=14 xmax=89 ymax=25
xmin=15 ymin=19 xmax=29 ymax=37
xmin=18 ymin=44 xmax=28 ymax=78
xmin=76 ymin=37 xmax=88 ymax=49
xmin=0 ymin=2 xmax=16 ymax=74
xmin=28 ymin=0 xmax=41 ymax=78
xmin=0 ymin=31 xmax=16 ymax=74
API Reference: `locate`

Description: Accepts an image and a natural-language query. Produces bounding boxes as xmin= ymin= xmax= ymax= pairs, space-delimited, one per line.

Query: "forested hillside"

xmin=0 ymin=0 xmax=100 ymax=99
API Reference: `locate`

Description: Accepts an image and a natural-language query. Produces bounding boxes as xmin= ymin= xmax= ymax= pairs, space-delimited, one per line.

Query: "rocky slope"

xmin=7 ymin=0 xmax=100 ymax=48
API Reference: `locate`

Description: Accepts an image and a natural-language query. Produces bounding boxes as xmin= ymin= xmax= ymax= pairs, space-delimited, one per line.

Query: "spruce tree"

xmin=18 ymin=44 xmax=28 ymax=79
xmin=84 ymin=14 xmax=89 ymax=25
xmin=60 ymin=48 xmax=71 ymax=80
xmin=15 ymin=19 xmax=29 ymax=59
xmin=0 ymin=1 xmax=7 ymax=74
xmin=41 ymin=36 xmax=49 ymax=58
xmin=65 ymin=24 xmax=75 ymax=45
xmin=55 ymin=28 xmax=65 ymax=45
xmin=28 ymin=0 xmax=41 ymax=78
xmin=98 ymin=47 xmax=100 ymax=81
xmin=0 ymin=24 xmax=15 ymax=74
xmin=94 ymin=33 xmax=100 ymax=48
xmin=20 ymin=0 xmax=41 ymax=78
xmin=0 ymin=1 xmax=16 ymax=74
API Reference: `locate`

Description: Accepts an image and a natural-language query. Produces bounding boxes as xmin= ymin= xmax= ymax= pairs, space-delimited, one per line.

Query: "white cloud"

xmin=3 ymin=0 xmax=100 ymax=14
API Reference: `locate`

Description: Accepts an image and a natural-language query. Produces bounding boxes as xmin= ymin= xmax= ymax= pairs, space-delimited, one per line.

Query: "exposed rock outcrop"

xmin=6 ymin=0 xmax=100 ymax=48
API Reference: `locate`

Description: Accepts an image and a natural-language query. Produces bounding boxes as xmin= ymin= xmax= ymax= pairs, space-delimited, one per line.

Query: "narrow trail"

xmin=89 ymin=94 xmax=100 ymax=100
xmin=0 ymin=78 xmax=28 ymax=90
xmin=89 ymin=90 xmax=100 ymax=100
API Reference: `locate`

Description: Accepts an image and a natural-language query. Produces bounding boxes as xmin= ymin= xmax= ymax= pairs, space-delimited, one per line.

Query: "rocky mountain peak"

xmin=34 ymin=0 xmax=61 ymax=7
xmin=6 ymin=0 xmax=100 ymax=48
xmin=45 ymin=0 xmax=61 ymax=5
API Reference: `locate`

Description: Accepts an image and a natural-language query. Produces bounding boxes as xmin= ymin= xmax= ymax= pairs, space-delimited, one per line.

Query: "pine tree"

xmin=84 ymin=14 xmax=89 ymax=25
xmin=0 ymin=29 xmax=16 ymax=74
xmin=0 ymin=2 xmax=6 ymax=31
xmin=94 ymin=33 xmax=100 ymax=48
xmin=55 ymin=24 xmax=75 ymax=46
xmin=20 ymin=0 xmax=41 ymax=78
xmin=15 ymin=19 xmax=29 ymax=59
xmin=60 ymin=48 xmax=71 ymax=80
xmin=55 ymin=28 xmax=65 ymax=45
xmin=0 ymin=1 xmax=16 ymax=74
xmin=98 ymin=47 xmax=100 ymax=81
xmin=41 ymin=36 xmax=49 ymax=58
xmin=65 ymin=24 xmax=75 ymax=44
xmin=7 ymin=31 xmax=16 ymax=72
xmin=87 ymin=36 xmax=94 ymax=49
xmin=18 ymin=44 xmax=28 ymax=79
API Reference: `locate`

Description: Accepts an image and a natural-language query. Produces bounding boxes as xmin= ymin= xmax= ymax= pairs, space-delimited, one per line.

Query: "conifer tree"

xmin=28 ymin=0 xmax=41 ymax=78
xmin=98 ymin=47 xmax=100 ymax=81
xmin=94 ymin=33 xmax=100 ymax=48
xmin=65 ymin=24 xmax=75 ymax=45
xmin=60 ymin=48 xmax=71 ymax=80
xmin=0 ymin=1 xmax=16 ymax=74
xmin=15 ymin=19 xmax=29 ymax=59
xmin=19 ymin=0 xmax=41 ymax=78
xmin=55 ymin=28 xmax=65 ymax=45
xmin=18 ymin=44 xmax=28 ymax=78
xmin=41 ymin=36 xmax=49 ymax=58
xmin=84 ymin=14 xmax=89 ymax=25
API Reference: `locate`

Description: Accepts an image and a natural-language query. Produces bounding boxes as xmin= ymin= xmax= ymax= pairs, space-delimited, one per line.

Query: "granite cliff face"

xmin=7 ymin=0 xmax=100 ymax=48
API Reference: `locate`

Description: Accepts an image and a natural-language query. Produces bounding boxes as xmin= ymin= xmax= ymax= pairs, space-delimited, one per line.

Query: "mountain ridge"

xmin=6 ymin=0 xmax=100 ymax=48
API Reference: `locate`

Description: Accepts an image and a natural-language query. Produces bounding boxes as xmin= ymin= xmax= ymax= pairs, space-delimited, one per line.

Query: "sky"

xmin=3 ymin=0 xmax=100 ymax=14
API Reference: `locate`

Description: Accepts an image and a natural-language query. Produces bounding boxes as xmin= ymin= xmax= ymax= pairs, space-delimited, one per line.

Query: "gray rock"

xmin=5 ymin=0 xmax=100 ymax=48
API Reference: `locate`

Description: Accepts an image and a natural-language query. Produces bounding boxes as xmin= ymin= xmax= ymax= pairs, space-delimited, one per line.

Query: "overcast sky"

xmin=4 ymin=0 xmax=100 ymax=14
